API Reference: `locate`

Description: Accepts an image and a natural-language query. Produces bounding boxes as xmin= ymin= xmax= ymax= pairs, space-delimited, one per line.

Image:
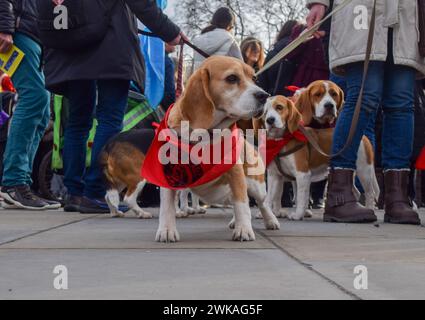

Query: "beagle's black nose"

xmin=254 ymin=91 xmax=270 ymax=105
xmin=266 ymin=117 xmax=276 ymax=125
xmin=324 ymin=102 xmax=334 ymax=110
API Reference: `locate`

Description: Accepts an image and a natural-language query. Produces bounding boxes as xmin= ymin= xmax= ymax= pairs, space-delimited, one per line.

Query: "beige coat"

xmin=307 ymin=0 xmax=425 ymax=76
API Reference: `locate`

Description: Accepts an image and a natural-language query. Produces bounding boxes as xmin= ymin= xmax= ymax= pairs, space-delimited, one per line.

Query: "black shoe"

xmin=311 ymin=198 xmax=325 ymax=209
xmin=64 ymin=195 xmax=83 ymax=212
xmin=0 ymin=185 xmax=49 ymax=210
xmin=79 ymin=197 xmax=111 ymax=214
xmin=42 ymin=198 xmax=62 ymax=210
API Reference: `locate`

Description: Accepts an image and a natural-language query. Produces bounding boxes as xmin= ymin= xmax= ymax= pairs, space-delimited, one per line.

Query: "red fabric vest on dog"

xmin=141 ymin=105 xmax=243 ymax=190
xmin=416 ymin=147 xmax=425 ymax=170
xmin=260 ymin=130 xmax=308 ymax=167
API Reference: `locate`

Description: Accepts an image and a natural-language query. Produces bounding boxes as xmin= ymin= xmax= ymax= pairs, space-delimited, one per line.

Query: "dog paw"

xmin=232 ymin=225 xmax=256 ymax=241
xmin=110 ymin=211 xmax=125 ymax=218
xmin=136 ymin=210 xmax=153 ymax=219
xmin=194 ymin=206 xmax=207 ymax=214
xmin=228 ymin=218 xmax=236 ymax=229
xmin=155 ymin=227 xmax=180 ymax=243
xmin=176 ymin=210 xmax=190 ymax=219
xmin=274 ymin=209 xmax=288 ymax=218
xmin=254 ymin=212 xmax=263 ymax=219
xmin=288 ymin=211 xmax=304 ymax=221
xmin=264 ymin=216 xmax=281 ymax=230
xmin=304 ymin=209 xmax=313 ymax=218
xmin=179 ymin=207 xmax=197 ymax=215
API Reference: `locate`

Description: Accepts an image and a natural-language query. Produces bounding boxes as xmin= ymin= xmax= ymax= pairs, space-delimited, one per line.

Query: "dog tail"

xmin=372 ymin=168 xmax=380 ymax=203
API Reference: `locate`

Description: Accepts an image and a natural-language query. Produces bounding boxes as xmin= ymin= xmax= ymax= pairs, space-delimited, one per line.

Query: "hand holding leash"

xmin=306 ymin=4 xmax=327 ymax=38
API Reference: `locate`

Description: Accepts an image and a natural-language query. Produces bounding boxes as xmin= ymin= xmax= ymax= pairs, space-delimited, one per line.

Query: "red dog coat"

xmin=260 ymin=130 xmax=308 ymax=167
xmin=142 ymin=105 xmax=243 ymax=190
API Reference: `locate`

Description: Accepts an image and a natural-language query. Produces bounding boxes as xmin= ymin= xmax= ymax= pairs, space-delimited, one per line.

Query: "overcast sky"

xmin=164 ymin=0 xmax=176 ymax=18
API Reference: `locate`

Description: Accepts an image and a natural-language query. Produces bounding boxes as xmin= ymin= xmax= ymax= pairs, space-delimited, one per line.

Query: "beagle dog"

xmin=295 ymin=80 xmax=343 ymax=128
xmin=263 ymin=94 xmax=379 ymax=221
xmin=101 ymin=56 xmax=280 ymax=242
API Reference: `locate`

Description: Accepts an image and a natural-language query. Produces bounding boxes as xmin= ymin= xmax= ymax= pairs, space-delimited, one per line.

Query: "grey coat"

xmin=307 ymin=0 xmax=425 ymax=76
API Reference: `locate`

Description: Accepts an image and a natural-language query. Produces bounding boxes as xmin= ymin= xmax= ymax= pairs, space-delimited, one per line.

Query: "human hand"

xmin=168 ymin=32 xmax=188 ymax=46
xmin=0 ymin=33 xmax=13 ymax=53
xmin=306 ymin=4 xmax=327 ymax=38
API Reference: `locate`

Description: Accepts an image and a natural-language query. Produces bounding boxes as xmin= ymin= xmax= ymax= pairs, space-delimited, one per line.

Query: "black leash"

xmin=138 ymin=29 xmax=210 ymax=59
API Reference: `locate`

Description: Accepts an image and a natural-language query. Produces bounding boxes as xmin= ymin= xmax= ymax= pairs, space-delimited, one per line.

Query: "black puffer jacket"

xmin=0 ymin=0 xmax=39 ymax=43
xmin=44 ymin=0 xmax=180 ymax=95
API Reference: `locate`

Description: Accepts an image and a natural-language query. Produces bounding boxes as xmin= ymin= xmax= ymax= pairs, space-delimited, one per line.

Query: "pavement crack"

xmin=255 ymin=228 xmax=362 ymax=300
xmin=0 ymin=215 xmax=100 ymax=247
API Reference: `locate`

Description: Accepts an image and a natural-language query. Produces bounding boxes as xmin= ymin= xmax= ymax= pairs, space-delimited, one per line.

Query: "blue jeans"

xmin=331 ymin=61 xmax=415 ymax=170
xmin=330 ymin=73 xmax=378 ymax=149
xmin=63 ymin=80 xmax=129 ymax=198
xmin=2 ymin=33 xmax=50 ymax=187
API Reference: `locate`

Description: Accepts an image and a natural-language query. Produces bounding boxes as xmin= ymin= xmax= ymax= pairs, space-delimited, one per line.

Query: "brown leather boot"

xmin=384 ymin=170 xmax=421 ymax=225
xmin=324 ymin=169 xmax=377 ymax=223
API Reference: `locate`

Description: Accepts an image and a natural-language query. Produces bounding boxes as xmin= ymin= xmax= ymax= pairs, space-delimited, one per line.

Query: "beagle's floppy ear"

xmin=179 ymin=67 xmax=215 ymax=129
xmin=336 ymin=86 xmax=345 ymax=111
xmin=295 ymin=87 xmax=313 ymax=126
xmin=287 ymin=99 xmax=302 ymax=134
xmin=252 ymin=118 xmax=265 ymax=138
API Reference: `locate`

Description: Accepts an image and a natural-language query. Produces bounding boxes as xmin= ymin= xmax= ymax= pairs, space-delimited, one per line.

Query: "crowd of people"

xmin=0 ymin=1 xmax=424 ymax=225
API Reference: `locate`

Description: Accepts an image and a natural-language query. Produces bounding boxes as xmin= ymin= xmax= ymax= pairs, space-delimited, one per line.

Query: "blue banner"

xmin=140 ymin=0 xmax=168 ymax=109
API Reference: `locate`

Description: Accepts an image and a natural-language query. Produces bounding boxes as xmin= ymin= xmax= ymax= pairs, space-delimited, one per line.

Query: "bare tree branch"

xmin=174 ymin=0 xmax=307 ymax=48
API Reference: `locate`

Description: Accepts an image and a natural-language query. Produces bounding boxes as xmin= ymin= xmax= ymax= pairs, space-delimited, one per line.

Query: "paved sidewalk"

xmin=0 ymin=207 xmax=424 ymax=300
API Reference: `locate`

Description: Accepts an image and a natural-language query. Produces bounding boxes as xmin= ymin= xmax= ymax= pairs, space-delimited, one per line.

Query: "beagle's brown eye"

xmin=226 ymin=75 xmax=239 ymax=84
xmin=275 ymin=105 xmax=284 ymax=111
xmin=315 ymin=92 xmax=322 ymax=98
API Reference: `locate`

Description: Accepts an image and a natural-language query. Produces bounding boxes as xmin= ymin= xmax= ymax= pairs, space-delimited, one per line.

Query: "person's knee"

xmin=382 ymin=105 xmax=414 ymax=115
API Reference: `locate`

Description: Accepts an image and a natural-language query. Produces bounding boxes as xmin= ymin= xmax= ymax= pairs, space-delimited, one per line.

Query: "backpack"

xmin=36 ymin=0 xmax=116 ymax=50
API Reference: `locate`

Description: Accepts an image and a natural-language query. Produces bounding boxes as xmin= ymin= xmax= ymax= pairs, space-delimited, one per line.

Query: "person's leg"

xmin=83 ymin=79 xmax=129 ymax=200
xmin=26 ymin=102 xmax=51 ymax=185
xmin=0 ymin=33 xmax=50 ymax=209
xmin=331 ymin=62 xmax=384 ymax=169
xmin=2 ymin=33 xmax=50 ymax=187
xmin=381 ymin=65 xmax=415 ymax=170
xmin=325 ymin=62 xmax=384 ymax=223
xmin=381 ymin=64 xmax=420 ymax=225
xmin=310 ymin=180 xmax=327 ymax=209
xmin=329 ymin=73 xmax=347 ymax=94
xmin=63 ymin=80 xmax=97 ymax=198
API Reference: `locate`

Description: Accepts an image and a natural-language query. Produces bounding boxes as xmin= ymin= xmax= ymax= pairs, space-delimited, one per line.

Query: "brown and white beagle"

xmin=101 ymin=56 xmax=280 ymax=242
xmin=263 ymin=93 xmax=379 ymax=221
xmin=295 ymin=80 xmax=344 ymax=127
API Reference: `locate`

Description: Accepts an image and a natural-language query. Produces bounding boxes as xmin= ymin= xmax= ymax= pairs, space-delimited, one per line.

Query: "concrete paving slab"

xmin=256 ymin=210 xmax=425 ymax=239
xmin=0 ymin=210 xmax=97 ymax=245
xmin=1 ymin=207 xmax=424 ymax=300
xmin=270 ymin=234 xmax=425 ymax=299
xmin=0 ymin=249 xmax=352 ymax=300
xmin=1 ymin=209 xmax=275 ymax=250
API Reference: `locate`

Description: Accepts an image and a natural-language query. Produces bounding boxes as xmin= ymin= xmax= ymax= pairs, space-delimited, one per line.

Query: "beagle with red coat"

xmin=262 ymin=82 xmax=379 ymax=221
xmin=101 ymin=56 xmax=280 ymax=242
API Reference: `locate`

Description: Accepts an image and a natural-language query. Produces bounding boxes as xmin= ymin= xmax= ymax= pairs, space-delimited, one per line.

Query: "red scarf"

xmin=416 ymin=147 xmax=425 ymax=170
xmin=141 ymin=105 xmax=243 ymax=190
xmin=260 ymin=130 xmax=308 ymax=167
